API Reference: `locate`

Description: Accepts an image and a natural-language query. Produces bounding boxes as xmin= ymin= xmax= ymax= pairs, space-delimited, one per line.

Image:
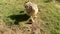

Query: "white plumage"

xmin=24 ymin=1 xmax=38 ymax=22
xmin=24 ymin=1 xmax=38 ymax=16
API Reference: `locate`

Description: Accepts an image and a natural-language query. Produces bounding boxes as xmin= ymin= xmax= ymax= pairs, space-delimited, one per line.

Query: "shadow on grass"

xmin=8 ymin=11 xmax=30 ymax=25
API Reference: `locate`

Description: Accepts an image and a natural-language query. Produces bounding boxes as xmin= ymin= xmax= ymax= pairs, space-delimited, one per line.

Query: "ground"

xmin=0 ymin=0 xmax=60 ymax=34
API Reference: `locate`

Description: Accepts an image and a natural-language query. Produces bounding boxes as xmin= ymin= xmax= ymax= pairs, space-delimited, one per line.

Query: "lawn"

xmin=0 ymin=0 xmax=60 ymax=34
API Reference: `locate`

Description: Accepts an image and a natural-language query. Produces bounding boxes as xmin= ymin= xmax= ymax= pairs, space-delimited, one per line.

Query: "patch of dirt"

xmin=0 ymin=17 xmax=48 ymax=34
xmin=0 ymin=19 xmax=33 ymax=34
xmin=0 ymin=20 xmax=15 ymax=34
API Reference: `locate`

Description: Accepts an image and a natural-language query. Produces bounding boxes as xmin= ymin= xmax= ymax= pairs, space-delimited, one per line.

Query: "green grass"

xmin=0 ymin=0 xmax=60 ymax=34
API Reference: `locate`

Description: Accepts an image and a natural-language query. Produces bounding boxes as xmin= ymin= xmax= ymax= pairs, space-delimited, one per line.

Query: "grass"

xmin=0 ymin=0 xmax=60 ymax=34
